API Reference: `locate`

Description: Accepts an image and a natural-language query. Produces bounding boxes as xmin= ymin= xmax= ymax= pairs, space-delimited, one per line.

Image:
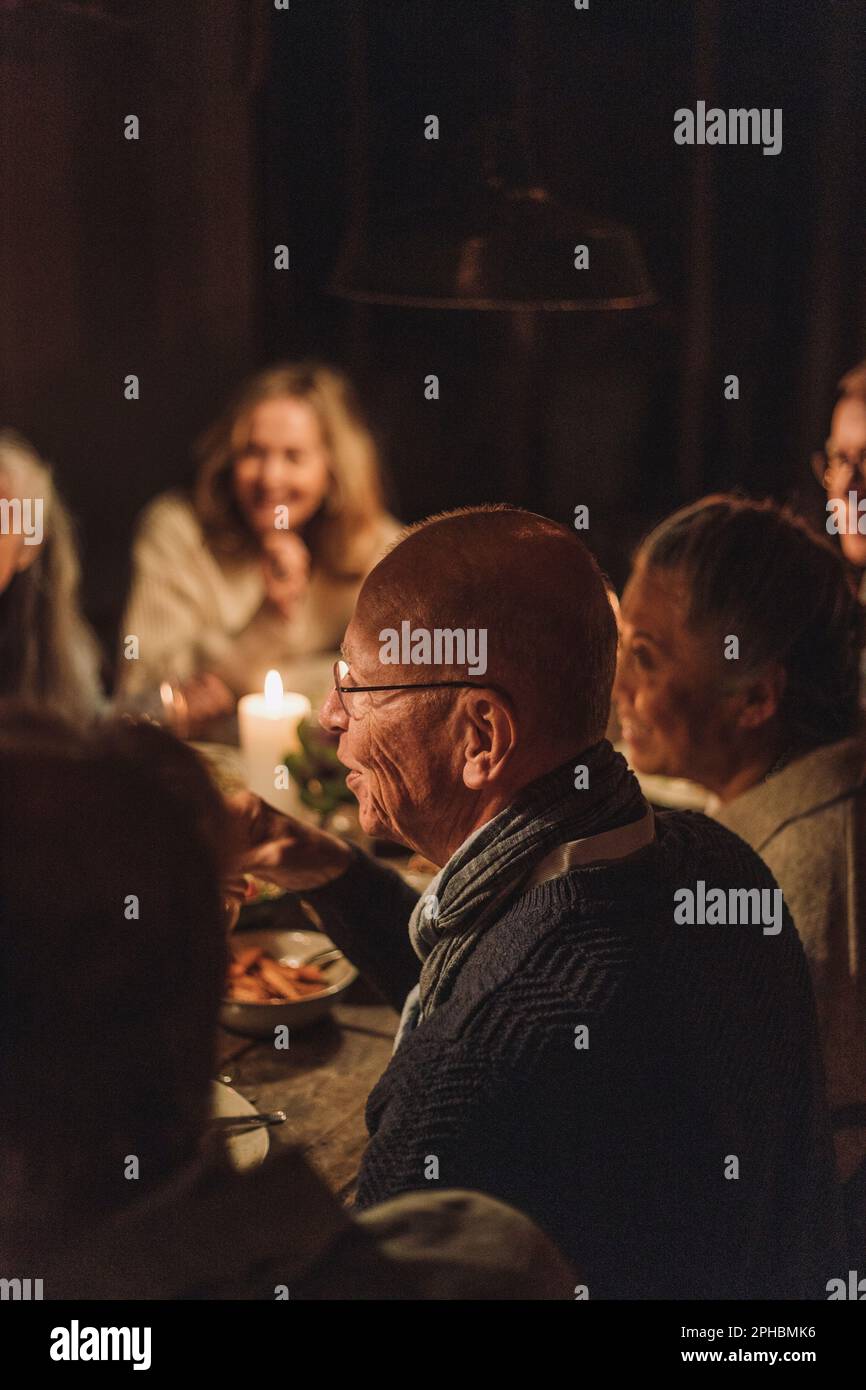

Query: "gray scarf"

xmin=399 ymin=741 xmax=648 ymax=1041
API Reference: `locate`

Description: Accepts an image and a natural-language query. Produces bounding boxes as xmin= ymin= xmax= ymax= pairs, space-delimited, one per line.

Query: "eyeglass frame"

xmin=332 ymin=659 xmax=511 ymax=719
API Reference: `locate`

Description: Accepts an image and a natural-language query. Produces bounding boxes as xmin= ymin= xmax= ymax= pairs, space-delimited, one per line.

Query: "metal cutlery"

xmin=211 ymin=1110 xmax=287 ymax=1132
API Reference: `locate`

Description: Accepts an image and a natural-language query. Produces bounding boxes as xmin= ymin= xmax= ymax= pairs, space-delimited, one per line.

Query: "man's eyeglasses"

xmin=332 ymin=660 xmax=509 ymax=720
xmin=813 ymin=447 xmax=866 ymax=486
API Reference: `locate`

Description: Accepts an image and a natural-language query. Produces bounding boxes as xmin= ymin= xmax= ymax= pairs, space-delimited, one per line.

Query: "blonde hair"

xmin=0 ymin=431 xmax=101 ymax=721
xmin=193 ymin=361 xmax=389 ymax=579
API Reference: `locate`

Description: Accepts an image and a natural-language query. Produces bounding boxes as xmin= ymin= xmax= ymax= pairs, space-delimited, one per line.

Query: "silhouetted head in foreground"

xmin=0 ymin=707 xmax=232 ymax=1254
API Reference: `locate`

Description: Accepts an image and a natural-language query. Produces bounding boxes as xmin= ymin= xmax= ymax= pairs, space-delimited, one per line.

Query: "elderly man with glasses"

xmin=813 ymin=358 xmax=866 ymax=573
xmin=813 ymin=358 xmax=866 ymax=708
xmin=231 ymin=505 xmax=839 ymax=1300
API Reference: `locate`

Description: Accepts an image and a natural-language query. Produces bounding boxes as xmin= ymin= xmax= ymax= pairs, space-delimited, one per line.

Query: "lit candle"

xmin=237 ymin=670 xmax=311 ymax=814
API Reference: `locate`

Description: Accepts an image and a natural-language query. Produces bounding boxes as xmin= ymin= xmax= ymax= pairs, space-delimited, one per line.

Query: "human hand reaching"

xmin=225 ymin=790 xmax=353 ymax=893
xmin=260 ymin=532 xmax=311 ymax=620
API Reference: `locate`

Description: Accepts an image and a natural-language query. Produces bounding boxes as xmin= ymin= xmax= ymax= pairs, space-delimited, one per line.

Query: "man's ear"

xmin=733 ymin=662 xmax=786 ymax=732
xmin=461 ymin=692 xmax=518 ymax=790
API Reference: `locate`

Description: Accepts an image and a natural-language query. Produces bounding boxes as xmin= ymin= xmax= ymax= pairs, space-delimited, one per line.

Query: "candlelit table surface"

xmin=195 ymin=737 xmax=426 ymax=1204
xmin=215 ymin=836 xmax=424 ymax=1203
xmin=217 ymin=835 xmax=432 ymax=1203
xmin=216 ymin=974 xmax=399 ymax=1204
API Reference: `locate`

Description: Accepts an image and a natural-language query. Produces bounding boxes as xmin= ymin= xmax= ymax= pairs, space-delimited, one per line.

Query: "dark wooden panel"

xmin=0 ymin=0 xmax=265 ymax=654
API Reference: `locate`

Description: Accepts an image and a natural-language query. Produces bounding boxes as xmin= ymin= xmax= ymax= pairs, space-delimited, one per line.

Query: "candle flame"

xmin=264 ymin=669 xmax=284 ymax=712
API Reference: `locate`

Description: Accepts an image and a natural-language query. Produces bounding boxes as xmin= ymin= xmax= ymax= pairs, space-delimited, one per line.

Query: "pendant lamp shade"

xmin=330 ymin=185 xmax=656 ymax=312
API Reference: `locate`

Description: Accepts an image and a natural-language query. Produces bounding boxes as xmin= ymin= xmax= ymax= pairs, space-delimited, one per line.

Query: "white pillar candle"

xmin=237 ymin=670 xmax=311 ymax=815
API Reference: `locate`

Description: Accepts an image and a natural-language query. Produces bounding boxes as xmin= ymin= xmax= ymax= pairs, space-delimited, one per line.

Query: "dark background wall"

xmin=2 ymin=0 xmax=865 ymax=662
xmin=1 ymin=0 xmax=264 ymax=654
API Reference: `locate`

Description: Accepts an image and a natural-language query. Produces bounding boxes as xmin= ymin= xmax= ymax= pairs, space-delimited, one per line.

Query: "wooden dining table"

xmin=193 ymin=733 xmax=428 ymax=1207
xmin=216 ymin=977 xmax=399 ymax=1205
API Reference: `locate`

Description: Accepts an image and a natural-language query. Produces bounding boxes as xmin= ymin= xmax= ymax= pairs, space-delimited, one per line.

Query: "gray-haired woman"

xmin=615 ymin=495 xmax=866 ymax=1251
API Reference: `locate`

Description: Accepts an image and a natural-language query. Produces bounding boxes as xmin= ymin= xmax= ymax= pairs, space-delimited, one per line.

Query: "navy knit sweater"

xmin=305 ymin=810 xmax=840 ymax=1299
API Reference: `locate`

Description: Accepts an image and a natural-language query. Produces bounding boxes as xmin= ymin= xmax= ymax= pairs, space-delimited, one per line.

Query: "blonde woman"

xmin=119 ymin=363 xmax=400 ymax=725
xmin=0 ymin=431 xmax=102 ymax=722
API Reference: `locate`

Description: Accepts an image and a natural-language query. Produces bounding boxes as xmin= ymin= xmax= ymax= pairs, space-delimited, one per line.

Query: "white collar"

xmin=526 ymin=807 xmax=656 ymax=887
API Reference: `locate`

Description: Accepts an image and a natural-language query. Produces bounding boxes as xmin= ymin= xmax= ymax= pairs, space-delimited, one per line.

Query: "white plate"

xmin=211 ymin=1080 xmax=269 ymax=1172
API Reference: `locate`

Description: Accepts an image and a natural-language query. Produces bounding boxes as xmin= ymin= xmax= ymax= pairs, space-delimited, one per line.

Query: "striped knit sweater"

xmin=305 ymin=810 xmax=841 ymax=1299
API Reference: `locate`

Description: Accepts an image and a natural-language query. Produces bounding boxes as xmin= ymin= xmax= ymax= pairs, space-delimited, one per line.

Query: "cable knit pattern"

xmin=304 ymin=811 xmax=841 ymax=1298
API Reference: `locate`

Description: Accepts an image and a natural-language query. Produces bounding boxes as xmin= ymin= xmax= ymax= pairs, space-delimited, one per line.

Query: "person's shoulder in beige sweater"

xmin=715 ymin=735 xmax=866 ymax=1180
xmin=119 ymin=489 xmax=257 ymax=695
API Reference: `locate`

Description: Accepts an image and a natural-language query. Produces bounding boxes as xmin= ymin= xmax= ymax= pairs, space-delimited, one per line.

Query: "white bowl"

xmin=220 ymin=928 xmax=358 ymax=1039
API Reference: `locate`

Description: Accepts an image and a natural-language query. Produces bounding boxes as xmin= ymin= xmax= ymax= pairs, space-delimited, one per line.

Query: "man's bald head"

xmin=356 ymin=506 xmax=616 ymax=750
